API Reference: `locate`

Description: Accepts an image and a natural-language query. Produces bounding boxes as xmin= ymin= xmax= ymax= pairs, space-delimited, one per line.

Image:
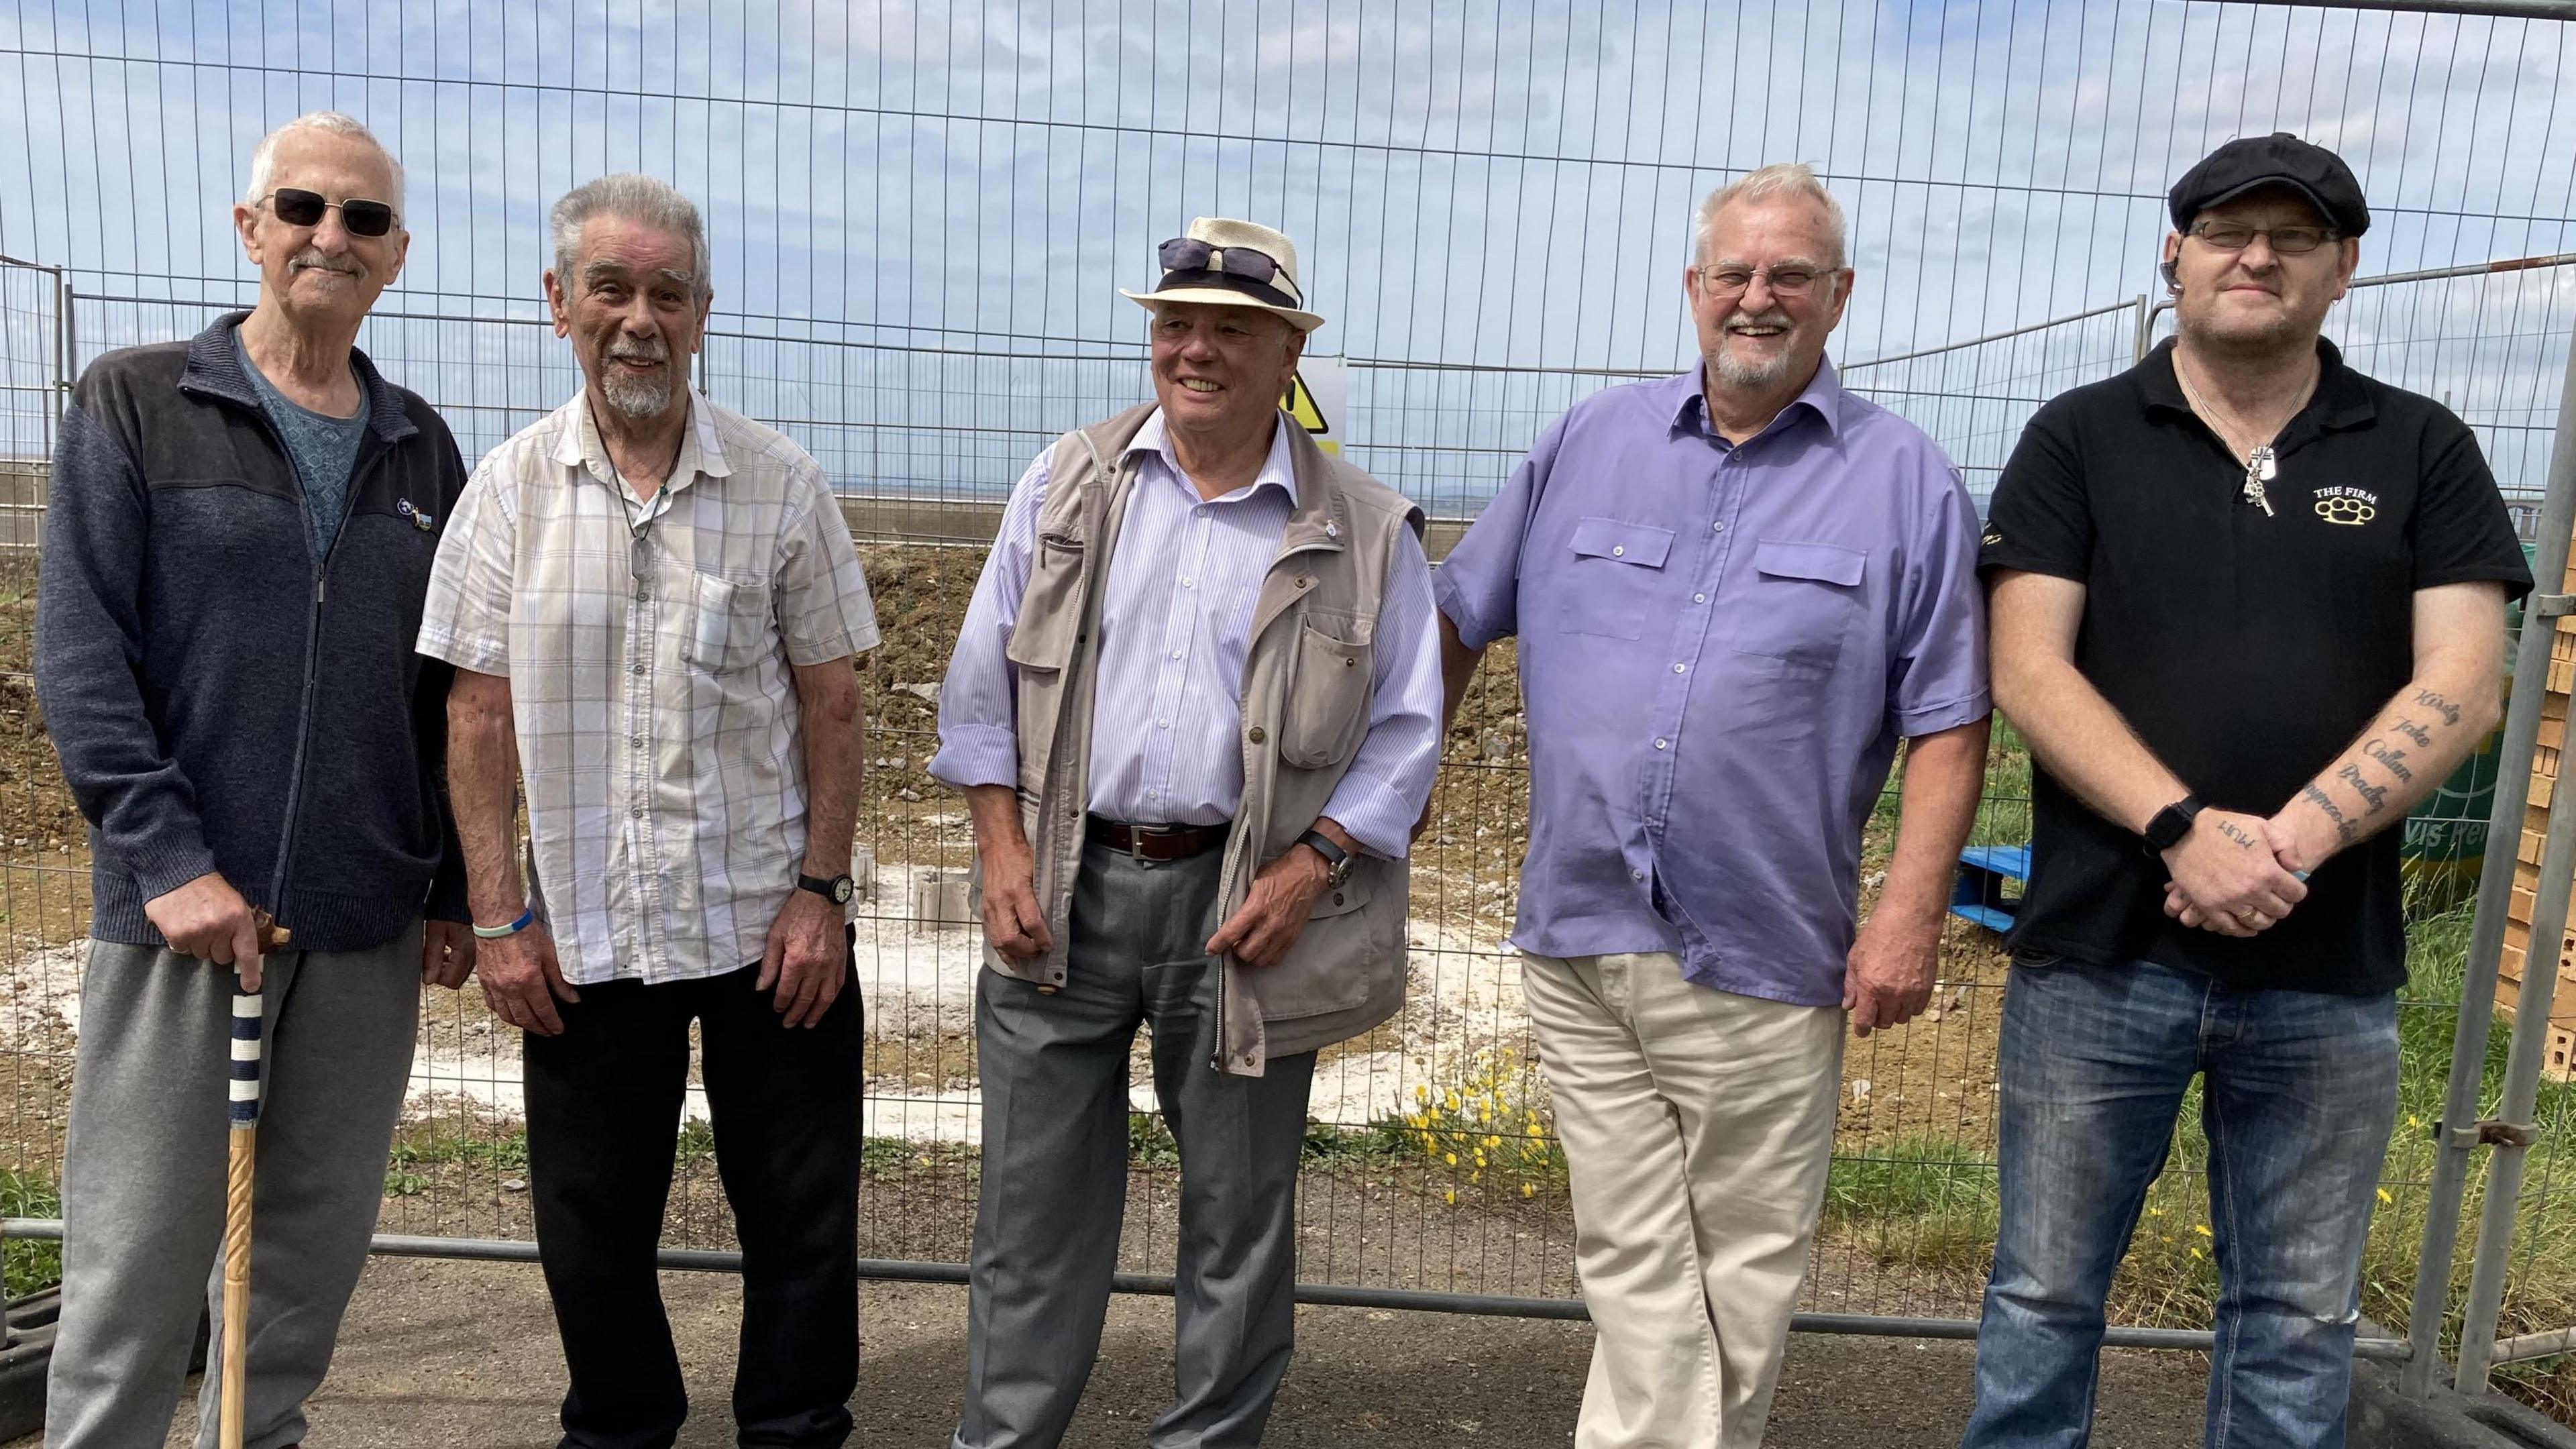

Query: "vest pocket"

xmin=1278 ymin=616 xmax=1375 ymax=769
xmin=1005 ymin=533 xmax=1086 ymax=672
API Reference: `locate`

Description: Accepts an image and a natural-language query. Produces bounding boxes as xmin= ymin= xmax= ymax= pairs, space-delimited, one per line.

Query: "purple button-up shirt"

xmin=1435 ymin=362 xmax=1989 ymax=1006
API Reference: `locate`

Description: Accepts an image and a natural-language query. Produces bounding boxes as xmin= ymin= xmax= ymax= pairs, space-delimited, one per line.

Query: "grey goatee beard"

xmin=601 ymin=339 xmax=678 ymax=419
xmin=1710 ymin=307 xmax=1801 ymax=388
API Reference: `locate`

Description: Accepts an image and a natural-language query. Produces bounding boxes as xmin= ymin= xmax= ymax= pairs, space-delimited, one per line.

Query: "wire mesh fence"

xmin=1 ymin=0 xmax=2575 ymax=1398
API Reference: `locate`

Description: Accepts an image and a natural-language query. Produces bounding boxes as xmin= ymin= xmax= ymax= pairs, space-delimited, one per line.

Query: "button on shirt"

xmin=931 ymin=412 xmax=1443 ymax=857
xmin=1435 ymin=362 xmax=1990 ymax=1006
xmin=416 ymin=391 xmax=882 ymax=985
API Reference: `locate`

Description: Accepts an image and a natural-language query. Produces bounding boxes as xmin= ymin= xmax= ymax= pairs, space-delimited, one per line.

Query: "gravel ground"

xmin=8 ymin=1256 xmax=2211 ymax=1448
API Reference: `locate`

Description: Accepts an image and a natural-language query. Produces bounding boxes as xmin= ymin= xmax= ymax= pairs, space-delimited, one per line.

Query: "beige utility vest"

xmin=977 ymin=404 xmax=1425 ymax=1075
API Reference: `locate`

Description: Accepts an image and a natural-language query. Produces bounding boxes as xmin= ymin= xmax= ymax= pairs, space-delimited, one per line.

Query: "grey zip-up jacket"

xmin=35 ymin=313 xmax=470 ymax=951
xmin=981 ymin=404 xmax=1425 ymax=1075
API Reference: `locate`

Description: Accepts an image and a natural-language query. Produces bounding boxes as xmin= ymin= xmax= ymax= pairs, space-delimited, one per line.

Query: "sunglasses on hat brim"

xmin=1155 ymin=237 xmax=1302 ymax=308
xmin=258 ymin=188 xmax=399 ymax=237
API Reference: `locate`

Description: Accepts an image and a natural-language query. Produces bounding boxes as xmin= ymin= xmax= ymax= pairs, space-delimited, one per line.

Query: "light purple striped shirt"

xmin=931 ymin=412 xmax=1441 ymax=857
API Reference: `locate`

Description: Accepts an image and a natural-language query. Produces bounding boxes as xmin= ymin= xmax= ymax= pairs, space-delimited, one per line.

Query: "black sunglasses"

xmin=260 ymin=188 xmax=398 ymax=237
xmin=1157 ymin=237 xmax=1297 ymax=299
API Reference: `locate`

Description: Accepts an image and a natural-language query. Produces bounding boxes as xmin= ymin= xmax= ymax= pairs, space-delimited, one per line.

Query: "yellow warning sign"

xmin=1278 ymin=358 xmax=1348 ymax=455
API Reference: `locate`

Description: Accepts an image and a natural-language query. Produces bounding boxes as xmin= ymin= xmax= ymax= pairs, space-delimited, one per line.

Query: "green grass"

xmin=1 ymin=1169 xmax=59 ymax=1299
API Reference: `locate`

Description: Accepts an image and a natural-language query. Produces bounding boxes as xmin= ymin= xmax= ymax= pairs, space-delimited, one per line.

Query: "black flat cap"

xmin=2169 ymin=133 xmax=2370 ymax=237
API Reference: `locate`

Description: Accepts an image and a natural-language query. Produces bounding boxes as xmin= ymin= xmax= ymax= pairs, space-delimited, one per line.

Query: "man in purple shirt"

xmin=1434 ymin=164 xmax=1991 ymax=1448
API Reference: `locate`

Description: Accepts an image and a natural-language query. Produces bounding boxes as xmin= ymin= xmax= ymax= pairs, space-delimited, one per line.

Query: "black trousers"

xmin=523 ymin=943 xmax=863 ymax=1449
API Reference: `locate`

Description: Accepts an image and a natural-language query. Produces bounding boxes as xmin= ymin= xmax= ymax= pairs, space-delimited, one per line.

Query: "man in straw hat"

xmin=932 ymin=217 xmax=1443 ymax=1447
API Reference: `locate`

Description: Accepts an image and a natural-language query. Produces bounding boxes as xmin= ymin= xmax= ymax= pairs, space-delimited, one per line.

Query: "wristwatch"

xmin=2141 ymin=797 xmax=2204 ymax=855
xmin=1297 ymin=829 xmax=1355 ymax=888
xmin=797 ymin=872 xmax=857 ymax=905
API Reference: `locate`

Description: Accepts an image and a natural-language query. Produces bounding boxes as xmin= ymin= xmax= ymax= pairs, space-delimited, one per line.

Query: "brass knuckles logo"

xmin=2314 ymin=494 xmax=2376 ymax=526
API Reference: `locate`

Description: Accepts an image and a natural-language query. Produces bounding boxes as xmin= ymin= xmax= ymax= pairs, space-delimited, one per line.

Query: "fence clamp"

xmin=2530 ymin=593 xmax=2576 ymax=619
xmin=2437 ymin=1118 xmax=2537 ymax=1149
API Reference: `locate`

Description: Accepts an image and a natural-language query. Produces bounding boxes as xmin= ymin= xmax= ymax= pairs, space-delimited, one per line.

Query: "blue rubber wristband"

xmin=471 ymin=906 xmax=535 ymax=941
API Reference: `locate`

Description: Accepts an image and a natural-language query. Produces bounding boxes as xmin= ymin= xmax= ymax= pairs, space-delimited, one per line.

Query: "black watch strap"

xmin=1297 ymin=829 xmax=1354 ymax=885
xmin=2142 ymin=798 xmax=2204 ymax=854
xmin=797 ymin=872 xmax=857 ymax=905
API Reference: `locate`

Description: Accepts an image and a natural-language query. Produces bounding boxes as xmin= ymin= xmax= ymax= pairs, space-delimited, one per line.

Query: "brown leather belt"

xmin=1086 ymin=816 xmax=1232 ymax=862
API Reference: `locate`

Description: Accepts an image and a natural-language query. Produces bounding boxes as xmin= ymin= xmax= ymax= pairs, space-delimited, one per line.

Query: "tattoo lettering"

xmin=2363 ymin=739 xmax=2416 ymax=784
xmin=2301 ymin=782 xmax=2358 ymax=847
xmin=2216 ymin=819 xmax=2260 ymax=850
xmin=2337 ymin=763 xmax=2390 ymax=814
xmin=2411 ymin=690 xmax=2461 ymax=727
xmin=2392 ymin=718 xmax=2434 ymax=749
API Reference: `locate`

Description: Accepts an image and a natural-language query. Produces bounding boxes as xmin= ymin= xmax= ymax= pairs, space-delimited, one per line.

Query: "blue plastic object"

xmin=1949 ymin=843 xmax=2030 ymax=932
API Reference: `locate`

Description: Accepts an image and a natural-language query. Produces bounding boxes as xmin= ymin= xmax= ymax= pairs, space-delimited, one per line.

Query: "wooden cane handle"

xmin=250 ymin=908 xmax=291 ymax=955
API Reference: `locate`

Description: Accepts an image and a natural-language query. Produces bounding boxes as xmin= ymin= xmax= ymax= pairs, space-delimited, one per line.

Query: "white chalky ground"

xmin=0 ymin=865 xmax=1532 ymax=1144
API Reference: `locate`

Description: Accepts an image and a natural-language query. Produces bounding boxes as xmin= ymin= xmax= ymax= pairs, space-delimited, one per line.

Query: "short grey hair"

xmin=1691 ymin=163 xmax=1847 ymax=269
xmin=244 ymin=111 xmax=405 ymax=219
xmin=551 ymin=174 xmax=712 ymax=299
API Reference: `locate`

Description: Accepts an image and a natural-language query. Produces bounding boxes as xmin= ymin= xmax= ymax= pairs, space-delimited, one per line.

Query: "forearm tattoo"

xmin=2301 ymin=782 xmax=2358 ymax=847
xmin=2362 ymin=738 xmax=2415 ymax=785
xmin=2410 ymin=689 xmax=2461 ymax=727
xmin=2336 ymin=762 xmax=2389 ymax=814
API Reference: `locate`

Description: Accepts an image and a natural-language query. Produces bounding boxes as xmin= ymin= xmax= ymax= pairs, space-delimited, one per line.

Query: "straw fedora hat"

xmin=1120 ymin=217 xmax=1326 ymax=333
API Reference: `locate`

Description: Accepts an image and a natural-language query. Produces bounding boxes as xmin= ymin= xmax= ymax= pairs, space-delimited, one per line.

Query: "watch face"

xmin=833 ymin=875 xmax=855 ymax=904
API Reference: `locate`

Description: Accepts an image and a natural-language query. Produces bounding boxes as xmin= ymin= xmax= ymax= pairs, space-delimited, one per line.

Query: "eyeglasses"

xmin=1158 ymin=237 xmax=1301 ymax=303
xmin=257 ymin=188 xmax=398 ymax=237
xmin=2185 ymin=220 xmax=2339 ymax=255
xmin=1692 ymin=265 xmax=1831 ymax=299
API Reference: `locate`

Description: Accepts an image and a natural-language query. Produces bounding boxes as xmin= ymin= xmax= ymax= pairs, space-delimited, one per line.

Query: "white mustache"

xmin=606 ymin=339 xmax=670 ymax=364
xmin=287 ymin=249 xmax=364 ymax=279
xmin=1723 ymin=309 xmax=1794 ymax=333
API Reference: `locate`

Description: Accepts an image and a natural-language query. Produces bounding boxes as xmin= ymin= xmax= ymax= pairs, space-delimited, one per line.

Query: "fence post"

xmin=58 ymin=272 xmax=74 ymax=403
xmin=2444 ymin=319 xmax=2576 ymax=1398
xmin=2131 ymin=294 xmax=2151 ymax=364
xmin=2401 ymin=317 xmax=2576 ymax=1397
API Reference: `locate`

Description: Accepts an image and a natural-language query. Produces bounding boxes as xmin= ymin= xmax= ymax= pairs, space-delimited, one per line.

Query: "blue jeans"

xmin=1960 ymin=957 xmax=2399 ymax=1449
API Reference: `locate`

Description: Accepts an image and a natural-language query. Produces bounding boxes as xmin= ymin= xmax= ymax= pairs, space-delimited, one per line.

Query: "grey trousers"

xmin=955 ymin=841 xmax=1317 ymax=1449
xmin=46 ymin=926 xmax=423 ymax=1449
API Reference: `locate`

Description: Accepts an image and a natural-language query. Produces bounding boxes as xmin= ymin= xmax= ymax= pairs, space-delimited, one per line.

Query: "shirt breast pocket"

xmin=685 ymin=572 xmax=776 ymax=674
xmin=1554 ymin=517 xmax=1675 ymax=641
xmin=1731 ymin=540 xmax=1865 ymax=670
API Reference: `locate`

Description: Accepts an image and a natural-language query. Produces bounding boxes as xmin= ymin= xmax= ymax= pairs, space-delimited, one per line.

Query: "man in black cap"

xmin=1961 ymin=134 xmax=2531 ymax=1448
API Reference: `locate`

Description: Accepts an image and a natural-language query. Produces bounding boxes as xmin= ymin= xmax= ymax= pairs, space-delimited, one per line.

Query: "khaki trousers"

xmin=1521 ymin=951 xmax=1843 ymax=1449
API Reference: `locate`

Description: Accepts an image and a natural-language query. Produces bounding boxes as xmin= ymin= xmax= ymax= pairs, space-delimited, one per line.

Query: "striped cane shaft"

xmin=228 ymin=991 xmax=262 ymax=1128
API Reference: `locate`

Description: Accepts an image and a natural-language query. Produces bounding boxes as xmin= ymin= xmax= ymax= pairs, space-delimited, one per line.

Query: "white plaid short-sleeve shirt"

xmin=417 ymin=390 xmax=880 ymax=985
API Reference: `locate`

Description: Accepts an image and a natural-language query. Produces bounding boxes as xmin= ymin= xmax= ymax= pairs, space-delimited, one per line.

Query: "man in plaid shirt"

xmin=418 ymin=174 xmax=880 ymax=1449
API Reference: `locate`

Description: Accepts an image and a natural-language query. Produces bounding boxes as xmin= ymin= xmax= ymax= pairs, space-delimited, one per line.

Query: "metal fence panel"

xmin=2 ymin=1 xmax=2575 ymax=1412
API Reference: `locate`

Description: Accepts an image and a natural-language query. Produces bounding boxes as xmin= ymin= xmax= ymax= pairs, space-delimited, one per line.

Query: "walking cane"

xmin=219 ymin=910 xmax=290 ymax=1449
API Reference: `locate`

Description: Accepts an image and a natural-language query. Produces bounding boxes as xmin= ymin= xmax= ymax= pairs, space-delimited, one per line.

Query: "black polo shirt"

xmin=1979 ymin=337 xmax=2531 ymax=994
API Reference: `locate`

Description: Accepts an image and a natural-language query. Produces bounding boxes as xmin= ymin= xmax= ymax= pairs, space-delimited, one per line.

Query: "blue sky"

xmin=5 ymin=0 xmax=2573 ymax=512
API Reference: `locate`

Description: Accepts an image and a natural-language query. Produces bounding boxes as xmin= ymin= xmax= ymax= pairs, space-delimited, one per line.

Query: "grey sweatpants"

xmin=45 ymin=925 xmax=423 ymax=1449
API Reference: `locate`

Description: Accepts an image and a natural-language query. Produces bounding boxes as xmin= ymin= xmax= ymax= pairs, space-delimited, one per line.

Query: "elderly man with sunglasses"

xmin=932 ymin=217 xmax=1442 ymax=1448
xmin=35 ymin=111 xmax=474 ymax=1448
xmin=1962 ymin=135 xmax=2532 ymax=1449
xmin=1434 ymin=164 xmax=1992 ymax=1448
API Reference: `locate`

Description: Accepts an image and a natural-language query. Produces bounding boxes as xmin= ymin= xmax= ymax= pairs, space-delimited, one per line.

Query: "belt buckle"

xmin=1128 ymin=822 xmax=1183 ymax=863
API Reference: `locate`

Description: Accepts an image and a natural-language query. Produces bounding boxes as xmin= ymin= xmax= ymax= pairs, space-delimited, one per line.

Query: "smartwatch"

xmin=1297 ymin=829 xmax=1355 ymax=888
xmin=2141 ymin=797 xmax=2204 ymax=855
xmin=798 ymin=872 xmax=857 ymax=905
